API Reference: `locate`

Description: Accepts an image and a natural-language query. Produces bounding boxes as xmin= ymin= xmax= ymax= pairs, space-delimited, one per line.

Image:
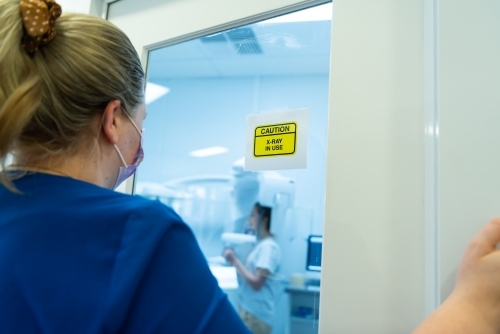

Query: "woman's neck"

xmin=259 ymin=230 xmax=272 ymax=240
xmin=13 ymin=149 xmax=114 ymax=189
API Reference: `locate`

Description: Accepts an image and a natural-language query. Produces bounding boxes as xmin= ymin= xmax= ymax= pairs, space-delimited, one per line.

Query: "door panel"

xmin=106 ymin=0 xmax=455 ymax=332
xmin=108 ymin=1 xmax=332 ymax=333
xmin=438 ymin=0 xmax=500 ymax=301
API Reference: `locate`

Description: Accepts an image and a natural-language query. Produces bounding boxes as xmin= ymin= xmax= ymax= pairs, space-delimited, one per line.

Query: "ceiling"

xmin=146 ymin=6 xmax=332 ymax=80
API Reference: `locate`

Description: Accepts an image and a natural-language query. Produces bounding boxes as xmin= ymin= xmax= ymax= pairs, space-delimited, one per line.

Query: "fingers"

xmin=464 ymin=218 xmax=500 ymax=261
xmin=222 ymin=248 xmax=234 ymax=260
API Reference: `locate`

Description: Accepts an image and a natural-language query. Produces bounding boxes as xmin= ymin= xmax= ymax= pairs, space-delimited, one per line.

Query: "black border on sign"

xmin=253 ymin=122 xmax=297 ymax=157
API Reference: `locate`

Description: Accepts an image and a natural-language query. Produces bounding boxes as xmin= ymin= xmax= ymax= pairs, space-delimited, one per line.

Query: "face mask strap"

xmin=123 ymin=111 xmax=143 ymax=137
xmin=114 ymin=110 xmax=144 ymax=167
xmin=113 ymin=145 xmax=128 ymax=167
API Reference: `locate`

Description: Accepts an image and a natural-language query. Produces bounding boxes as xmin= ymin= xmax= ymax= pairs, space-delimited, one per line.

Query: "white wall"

xmin=438 ymin=0 xmax=500 ymax=300
xmin=61 ymin=0 xmax=104 ymax=16
xmin=320 ymin=0 xmax=426 ymax=332
xmin=58 ymin=0 xmax=91 ymax=14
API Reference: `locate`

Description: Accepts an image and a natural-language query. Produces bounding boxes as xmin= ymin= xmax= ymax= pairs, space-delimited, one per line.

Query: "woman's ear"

xmin=101 ymin=100 xmax=122 ymax=145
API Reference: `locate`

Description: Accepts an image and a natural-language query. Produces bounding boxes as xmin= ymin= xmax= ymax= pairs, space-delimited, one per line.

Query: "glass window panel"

xmin=136 ymin=3 xmax=331 ymax=333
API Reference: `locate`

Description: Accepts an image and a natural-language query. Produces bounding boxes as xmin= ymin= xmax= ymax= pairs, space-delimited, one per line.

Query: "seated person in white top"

xmin=223 ymin=203 xmax=280 ymax=334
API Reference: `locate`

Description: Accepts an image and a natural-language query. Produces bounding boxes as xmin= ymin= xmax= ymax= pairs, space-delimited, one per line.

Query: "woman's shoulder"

xmin=84 ymin=188 xmax=190 ymax=251
xmin=257 ymin=237 xmax=280 ymax=251
xmin=50 ymin=174 xmax=179 ymax=217
xmin=98 ymin=191 xmax=184 ymax=229
xmin=13 ymin=173 xmax=184 ymax=230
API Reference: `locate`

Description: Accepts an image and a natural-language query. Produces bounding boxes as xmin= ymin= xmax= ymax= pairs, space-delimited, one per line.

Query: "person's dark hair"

xmin=254 ymin=202 xmax=272 ymax=232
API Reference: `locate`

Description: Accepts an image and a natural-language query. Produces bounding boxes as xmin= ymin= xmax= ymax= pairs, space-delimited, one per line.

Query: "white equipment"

xmin=221 ymin=232 xmax=256 ymax=246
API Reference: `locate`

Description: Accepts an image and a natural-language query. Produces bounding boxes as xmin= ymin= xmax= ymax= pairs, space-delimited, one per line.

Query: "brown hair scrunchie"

xmin=19 ymin=0 xmax=62 ymax=53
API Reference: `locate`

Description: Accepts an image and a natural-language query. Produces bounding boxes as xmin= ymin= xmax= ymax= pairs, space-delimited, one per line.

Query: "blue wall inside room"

xmin=138 ymin=74 xmax=329 ymax=235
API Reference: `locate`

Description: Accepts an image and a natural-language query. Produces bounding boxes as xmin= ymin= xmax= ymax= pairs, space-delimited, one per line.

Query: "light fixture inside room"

xmin=190 ymin=146 xmax=229 ymax=158
xmin=145 ymin=82 xmax=170 ymax=105
xmin=259 ymin=3 xmax=332 ymax=24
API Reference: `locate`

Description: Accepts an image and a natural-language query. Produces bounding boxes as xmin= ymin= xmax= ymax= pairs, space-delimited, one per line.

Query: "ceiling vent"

xmin=226 ymin=28 xmax=263 ymax=55
xmin=201 ymin=33 xmax=227 ymax=43
xmin=200 ymin=32 xmax=234 ymax=56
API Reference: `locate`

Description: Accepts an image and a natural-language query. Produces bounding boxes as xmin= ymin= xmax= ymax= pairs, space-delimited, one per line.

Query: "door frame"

xmin=98 ymin=0 xmax=441 ymax=330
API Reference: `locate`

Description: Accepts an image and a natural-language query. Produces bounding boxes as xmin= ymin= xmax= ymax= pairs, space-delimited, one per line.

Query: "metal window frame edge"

xmin=102 ymin=0 xmax=120 ymax=19
xmin=142 ymin=0 xmax=331 ymax=52
xmin=423 ymin=0 xmax=440 ymax=317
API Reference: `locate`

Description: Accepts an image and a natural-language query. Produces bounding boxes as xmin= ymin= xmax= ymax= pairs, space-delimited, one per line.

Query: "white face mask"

xmin=113 ymin=112 xmax=144 ymax=190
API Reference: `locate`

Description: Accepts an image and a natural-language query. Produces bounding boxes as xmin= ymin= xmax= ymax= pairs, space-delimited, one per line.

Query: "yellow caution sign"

xmin=254 ymin=122 xmax=297 ymax=157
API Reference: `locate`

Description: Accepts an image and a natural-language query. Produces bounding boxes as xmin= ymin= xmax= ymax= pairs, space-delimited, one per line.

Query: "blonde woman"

xmin=0 ymin=0 xmax=249 ymax=333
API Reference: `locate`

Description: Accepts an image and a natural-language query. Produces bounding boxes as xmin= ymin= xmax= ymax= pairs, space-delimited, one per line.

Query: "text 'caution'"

xmin=254 ymin=123 xmax=297 ymax=157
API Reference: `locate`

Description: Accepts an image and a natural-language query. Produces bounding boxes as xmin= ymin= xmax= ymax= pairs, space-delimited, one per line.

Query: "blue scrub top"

xmin=0 ymin=173 xmax=250 ymax=334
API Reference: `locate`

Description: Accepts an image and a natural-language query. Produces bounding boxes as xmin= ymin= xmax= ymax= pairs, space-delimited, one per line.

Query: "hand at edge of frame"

xmin=413 ymin=218 xmax=500 ymax=334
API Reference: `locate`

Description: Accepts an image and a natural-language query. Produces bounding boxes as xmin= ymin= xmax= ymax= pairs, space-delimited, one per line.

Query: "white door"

xmin=105 ymin=0 xmax=437 ymax=333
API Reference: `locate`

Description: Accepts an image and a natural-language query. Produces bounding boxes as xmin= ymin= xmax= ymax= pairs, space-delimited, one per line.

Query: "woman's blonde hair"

xmin=0 ymin=0 xmax=145 ymax=188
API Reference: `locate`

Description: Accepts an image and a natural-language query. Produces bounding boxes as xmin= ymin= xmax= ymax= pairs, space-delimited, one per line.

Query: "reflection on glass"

xmin=136 ymin=3 xmax=331 ymax=333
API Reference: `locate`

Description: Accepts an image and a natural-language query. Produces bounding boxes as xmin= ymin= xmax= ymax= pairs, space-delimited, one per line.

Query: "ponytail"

xmin=0 ymin=0 xmax=42 ymax=190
